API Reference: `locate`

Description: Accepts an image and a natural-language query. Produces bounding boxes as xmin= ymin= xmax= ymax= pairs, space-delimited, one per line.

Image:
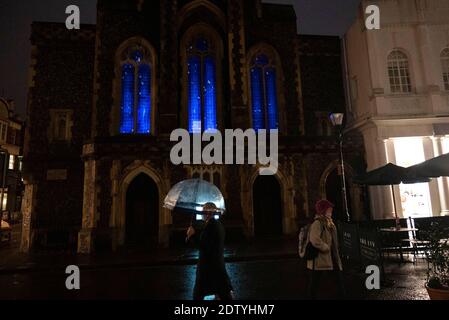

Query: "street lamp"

xmin=329 ymin=113 xmax=350 ymax=223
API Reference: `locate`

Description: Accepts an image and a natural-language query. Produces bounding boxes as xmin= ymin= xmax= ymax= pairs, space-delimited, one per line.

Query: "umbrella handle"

xmin=185 ymin=216 xmax=194 ymax=243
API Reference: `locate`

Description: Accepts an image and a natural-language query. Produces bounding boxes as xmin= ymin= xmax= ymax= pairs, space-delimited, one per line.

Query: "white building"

xmin=344 ymin=0 xmax=449 ymax=219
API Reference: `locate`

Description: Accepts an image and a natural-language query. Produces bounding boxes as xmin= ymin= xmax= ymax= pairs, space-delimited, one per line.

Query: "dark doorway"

xmin=325 ymin=169 xmax=352 ymax=223
xmin=125 ymin=173 xmax=159 ymax=249
xmin=253 ymin=175 xmax=283 ymax=237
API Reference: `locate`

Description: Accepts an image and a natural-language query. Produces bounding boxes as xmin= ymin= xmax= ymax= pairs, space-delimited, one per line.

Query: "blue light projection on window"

xmin=120 ymin=63 xmax=135 ymax=134
xmin=187 ymin=37 xmax=218 ymax=133
xmin=137 ymin=64 xmax=151 ymax=134
xmin=119 ymin=48 xmax=153 ymax=135
xmin=250 ymin=67 xmax=265 ymax=131
xmin=250 ymin=54 xmax=279 ymax=130
xmin=203 ymin=56 xmax=217 ymax=132
xmin=188 ymin=56 xmax=202 ymax=133
xmin=265 ymin=68 xmax=279 ymax=130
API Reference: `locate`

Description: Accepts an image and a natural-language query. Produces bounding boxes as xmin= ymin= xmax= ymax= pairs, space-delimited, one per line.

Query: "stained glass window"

xmin=187 ymin=37 xmax=218 ymax=133
xmin=120 ymin=64 xmax=135 ymax=134
xmin=188 ymin=56 xmax=202 ymax=133
xmin=250 ymin=54 xmax=279 ymax=131
xmin=137 ymin=64 xmax=151 ymax=134
xmin=119 ymin=47 xmax=152 ymax=134
xmin=250 ymin=67 xmax=264 ymax=130
xmin=203 ymin=56 xmax=217 ymax=132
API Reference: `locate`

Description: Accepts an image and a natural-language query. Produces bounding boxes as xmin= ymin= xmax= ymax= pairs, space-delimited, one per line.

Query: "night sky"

xmin=0 ymin=0 xmax=361 ymax=117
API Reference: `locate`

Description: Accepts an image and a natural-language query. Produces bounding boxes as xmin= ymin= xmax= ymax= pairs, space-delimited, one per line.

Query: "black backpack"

xmin=298 ymin=222 xmax=324 ymax=260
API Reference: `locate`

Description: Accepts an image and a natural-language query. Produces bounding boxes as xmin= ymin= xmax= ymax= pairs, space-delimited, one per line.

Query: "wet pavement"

xmin=0 ymin=224 xmax=431 ymax=300
xmin=0 ymin=234 xmax=299 ymax=273
xmin=0 ymin=258 xmax=361 ymax=300
xmin=0 ymin=257 xmax=430 ymax=300
xmin=366 ymin=263 xmax=429 ymax=300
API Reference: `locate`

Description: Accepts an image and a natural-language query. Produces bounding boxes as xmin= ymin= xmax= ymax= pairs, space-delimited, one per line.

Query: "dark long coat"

xmin=192 ymin=218 xmax=233 ymax=297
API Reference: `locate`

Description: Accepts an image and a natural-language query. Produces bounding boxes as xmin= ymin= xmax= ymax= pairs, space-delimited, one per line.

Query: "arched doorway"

xmin=253 ymin=175 xmax=283 ymax=237
xmin=325 ymin=168 xmax=352 ymax=223
xmin=125 ymin=173 xmax=159 ymax=249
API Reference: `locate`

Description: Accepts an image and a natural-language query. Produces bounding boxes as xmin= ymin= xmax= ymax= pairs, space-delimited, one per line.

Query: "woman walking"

xmin=306 ymin=199 xmax=346 ymax=299
xmin=186 ymin=202 xmax=234 ymax=300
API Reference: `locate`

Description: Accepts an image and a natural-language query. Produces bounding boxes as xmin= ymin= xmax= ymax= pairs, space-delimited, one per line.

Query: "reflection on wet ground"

xmin=0 ymin=253 xmax=429 ymax=300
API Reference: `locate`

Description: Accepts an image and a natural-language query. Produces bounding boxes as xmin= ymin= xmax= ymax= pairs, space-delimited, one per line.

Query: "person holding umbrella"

xmin=164 ymin=179 xmax=232 ymax=300
xmin=186 ymin=202 xmax=234 ymax=300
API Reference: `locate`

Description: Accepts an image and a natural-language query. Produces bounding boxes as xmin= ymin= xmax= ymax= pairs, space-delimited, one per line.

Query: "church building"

xmin=21 ymin=0 xmax=365 ymax=253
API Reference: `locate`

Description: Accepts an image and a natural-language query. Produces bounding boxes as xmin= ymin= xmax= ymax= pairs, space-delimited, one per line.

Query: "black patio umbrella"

xmin=353 ymin=163 xmax=407 ymax=186
xmin=354 ymin=163 xmax=430 ymax=226
xmin=407 ymin=153 xmax=449 ymax=179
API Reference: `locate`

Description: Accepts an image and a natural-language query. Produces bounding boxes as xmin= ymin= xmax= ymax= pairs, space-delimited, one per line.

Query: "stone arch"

xmin=319 ymin=160 xmax=355 ymax=198
xmin=111 ymin=162 xmax=171 ymax=248
xmin=178 ymin=0 xmax=226 ymax=31
xmin=0 ymin=98 xmax=9 ymax=120
xmin=319 ymin=160 xmax=365 ymax=221
xmin=242 ymin=165 xmax=296 ymax=237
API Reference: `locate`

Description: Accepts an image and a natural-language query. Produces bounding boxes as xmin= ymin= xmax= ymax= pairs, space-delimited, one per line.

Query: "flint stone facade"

xmin=22 ymin=0 xmax=365 ymax=253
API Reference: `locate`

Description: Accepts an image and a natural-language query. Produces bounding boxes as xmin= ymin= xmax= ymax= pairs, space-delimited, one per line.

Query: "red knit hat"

xmin=315 ymin=199 xmax=335 ymax=215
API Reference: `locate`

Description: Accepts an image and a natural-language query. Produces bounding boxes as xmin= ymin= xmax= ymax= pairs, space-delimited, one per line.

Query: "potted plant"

xmin=423 ymin=222 xmax=449 ymax=300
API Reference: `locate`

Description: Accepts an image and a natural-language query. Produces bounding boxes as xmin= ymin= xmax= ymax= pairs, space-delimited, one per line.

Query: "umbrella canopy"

xmin=353 ymin=163 xmax=431 ymax=186
xmin=407 ymin=153 xmax=449 ymax=179
xmin=353 ymin=163 xmax=430 ymax=226
xmin=163 ymin=179 xmax=226 ymax=215
xmin=353 ymin=163 xmax=408 ymax=186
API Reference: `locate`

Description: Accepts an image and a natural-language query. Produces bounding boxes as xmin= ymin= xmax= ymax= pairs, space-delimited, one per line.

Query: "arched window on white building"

xmin=441 ymin=49 xmax=449 ymax=91
xmin=387 ymin=50 xmax=412 ymax=94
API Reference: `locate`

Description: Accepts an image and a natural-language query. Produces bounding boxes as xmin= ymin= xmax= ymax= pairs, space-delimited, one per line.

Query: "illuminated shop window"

xmin=250 ymin=54 xmax=279 ymax=131
xmin=393 ymin=137 xmax=432 ymax=218
xmin=1 ymin=189 xmax=7 ymax=211
xmin=119 ymin=46 xmax=153 ymax=134
xmin=443 ymin=137 xmax=449 ymax=154
xmin=8 ymin=155 xmax=14 ymax=170
xmin=187 ymin=37 xmax=217 ymax=133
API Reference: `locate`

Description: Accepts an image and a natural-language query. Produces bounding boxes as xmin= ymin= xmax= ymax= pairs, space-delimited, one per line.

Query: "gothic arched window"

xmin=441 ymin=49 xmax=449 ymax=91
xmin=119 ymin=44 xmax=154 ymax=134
xmin=250 ymin=53 xmax=279 ymax=131
xmin=387 ymin=50 xmax=411 ymax=94
xmin=186 ymin=36 xmax=218 ymax=133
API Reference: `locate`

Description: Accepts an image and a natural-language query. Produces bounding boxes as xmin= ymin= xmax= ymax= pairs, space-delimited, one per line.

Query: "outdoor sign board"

xmin=338 ymin=222 xmax=361 ymax=265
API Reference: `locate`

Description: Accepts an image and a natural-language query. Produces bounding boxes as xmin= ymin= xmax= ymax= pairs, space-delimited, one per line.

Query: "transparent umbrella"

xmin=163 ymin=179 xmax=226 ymax=215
